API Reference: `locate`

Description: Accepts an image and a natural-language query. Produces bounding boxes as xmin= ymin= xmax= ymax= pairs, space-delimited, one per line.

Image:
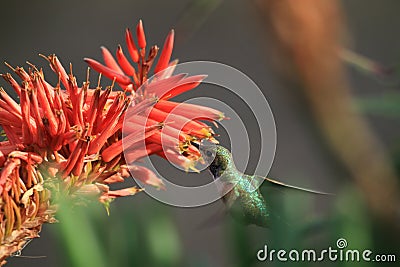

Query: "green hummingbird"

xmin=197 ymin=144 xmax=332 ymax=228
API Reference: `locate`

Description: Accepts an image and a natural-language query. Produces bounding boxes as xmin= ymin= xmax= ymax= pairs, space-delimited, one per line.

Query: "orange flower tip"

xmin=208 ymin=137 xmax=219 ymax=144
xmin=198 ymin=157 xmax=206 ymax=165
xmin=171 ymin=59 xmax=179 ymax=65
xmin=136 ymin=19 xmax=146 ymax=49
xmin=189 ymin=165 xmax=200 ymax=173
xmin=177 ymin=159 xmax=198 ymax=173
xmin=200 ymin=128 xmax=212 ymax=137
xmin=137 ymin=188 xmax=145 ymax=193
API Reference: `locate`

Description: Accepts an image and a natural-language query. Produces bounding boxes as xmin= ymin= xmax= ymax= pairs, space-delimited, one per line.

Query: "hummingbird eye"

xmin=206 ymin=150 xmax=213 ymax=157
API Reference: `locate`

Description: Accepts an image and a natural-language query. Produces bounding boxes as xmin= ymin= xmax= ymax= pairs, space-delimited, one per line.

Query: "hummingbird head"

xmin=199 ymin=144 xmax=234 ymax=178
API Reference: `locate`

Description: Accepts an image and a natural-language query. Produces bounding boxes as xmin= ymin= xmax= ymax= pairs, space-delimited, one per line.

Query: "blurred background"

xmin=1 ymin=0 xmax=399 ymax=266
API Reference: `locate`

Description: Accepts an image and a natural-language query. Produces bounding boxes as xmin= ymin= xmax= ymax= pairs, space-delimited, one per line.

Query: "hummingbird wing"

xmin=257 ymin=176 xmax=334 ymax=195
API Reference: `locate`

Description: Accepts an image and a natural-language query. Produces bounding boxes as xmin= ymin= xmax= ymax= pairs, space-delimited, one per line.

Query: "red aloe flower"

xmin=0 ymin=21 xmax=224 ymax=262
xmin=85 ymin=20 xmax=224 ymax=169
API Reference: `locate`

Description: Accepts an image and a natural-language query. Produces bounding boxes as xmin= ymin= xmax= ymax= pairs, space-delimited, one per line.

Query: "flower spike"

xmin=136 ymin=20 xmax=147 ymax=49
xmin=125 ymin=28 xmax=140 ymax=63
xmin=154 ymin=30 xmax=175 ymax=73
xmin=0 ymin=21 xmax=225 ymax=261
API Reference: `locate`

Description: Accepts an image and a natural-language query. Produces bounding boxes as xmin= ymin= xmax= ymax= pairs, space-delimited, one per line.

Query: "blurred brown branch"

xmin=257 ymin=0 xmax=400 ymax=226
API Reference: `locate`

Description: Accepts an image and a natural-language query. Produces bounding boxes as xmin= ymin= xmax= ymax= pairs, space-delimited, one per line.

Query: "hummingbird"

xmin=196 ymin=144 xmax=332 ymax=227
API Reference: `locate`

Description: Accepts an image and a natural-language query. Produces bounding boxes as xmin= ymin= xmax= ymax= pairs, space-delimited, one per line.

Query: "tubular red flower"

xmin=102 ymin=123 xmax=160 ymax=162
xmin=0 ymin=110 xmax=22 ymax=127
xmin=0 ymin=158 xmax=20 ymax=194
xmin=160 ymin=79 xmax=205 ymax=100
xmin=43 ymin=54 xmax=69 ymax=91
xmin=146 ymin=131 xmax=180 ymax=151
xmin=0 ymin=87 xmax=20 ymax=115
xmin=160 ymin=123 xmax=192 ymax=143
xmin=33 ymin=74 xmax=58 ymax=136
xmin=116 ymin=45 xmax=137 ymax=76
xmin=129 ymin=165 xmax=165 ymax=190
xmin=157 ymin=149 xmax=198 ymax=172
xmin=124 ymin=143 xmax=163 ymax=163
xmin=84 ymin=58 xmax=132 ymax=86
xmin=29 ymin=86 xmax=46 ymax=146
xmin=20 ymin=87 xmax=34 ymax=144
xmin=87 ymin=103 xmax=126 ymax=155
xmin=147 ymin=107 xmax=213 ymax=137
xmin=101 ymin=46 xmax=124 ymax=74
xmin=136 ymin=20 xmax=147 ymax=49
xmin=141 ymin=74 xmax=207 ymax=100
xmin=154 ymin=30 xmax=174 ymax=73
xmin=1 ymin=73 xmax=22 ymax=96
xmin=72 ymin=142 xmax=90 ymax=177
xmin=155 ymin=100 xmax=224 ymax=121
xmin=8 ymin=151 xmax=43 ymax=164
xmin=125 ymin=28 xmax=140 ymax=63
xmin=107 ymin=187 xmax=143 ymax=197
